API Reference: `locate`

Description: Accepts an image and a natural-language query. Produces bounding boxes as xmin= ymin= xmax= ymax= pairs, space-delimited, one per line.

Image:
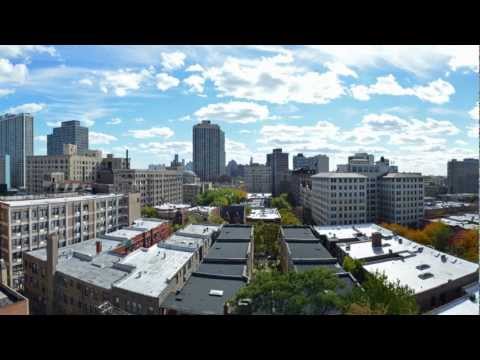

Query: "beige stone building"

xmin=26 ymin=144 xmax=103 ymax=193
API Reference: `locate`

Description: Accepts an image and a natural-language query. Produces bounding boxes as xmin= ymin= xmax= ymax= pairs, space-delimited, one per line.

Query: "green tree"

xmin=141 ymin=206 xmax=157 ymax=218
xmin=208 ymin=213 xmax=227 ymax=224
xmin=279 ymin=209 xmax=301 ymax=225
xmin=342 ymin=256 xmax=364 ymax=282
xmin=343 ymin=271 xmax=418 ymax=315
xmin=271 ymin=193 xmax=292 ymax=211
xmin=232 ymin=268 xmax=345 ymax=315
xmin=196 ymin=188 xmax=247 ymax=206
xmin=186 ymin=212 xmax=205 ymax=225
xmin=254 ymin=222 xmax=280 ymax=257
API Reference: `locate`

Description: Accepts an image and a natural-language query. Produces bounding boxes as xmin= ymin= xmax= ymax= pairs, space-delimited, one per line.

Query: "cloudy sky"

xmin=0 ymin=45 xmax=478 ymax=175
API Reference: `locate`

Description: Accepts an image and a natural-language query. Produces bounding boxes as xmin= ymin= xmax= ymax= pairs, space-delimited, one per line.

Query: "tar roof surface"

xmin=287 ymin=242 xmax=335 ymax=260
xmin=294 ymin=262 xmax=345 ymax=274
xmin=206 ymin=242 xmax=250 ymax=260
xmin=161 ymin=274 xmax=247 ymax=315
xmin=197 ymin=263 xmax=246 ymax=277
xmin=216 ymin=226 xmax=252 ymax=242
xmin=282 ymin=226 xmax=318 ymax=241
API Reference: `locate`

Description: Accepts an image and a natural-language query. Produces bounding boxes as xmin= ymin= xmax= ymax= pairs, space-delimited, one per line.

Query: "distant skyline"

xmin=0 ymin=45 xmax=478 ymax=175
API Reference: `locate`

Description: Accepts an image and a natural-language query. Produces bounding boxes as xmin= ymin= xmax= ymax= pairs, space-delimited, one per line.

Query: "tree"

xmin=232 ymin=268 xmax=346 ymax=315
xmin=279 ymin=209 xmax=301 ymax=225
xmin=186 ymin=212 xmax=205 ymax=225
xmin=271 ymin=193 xmax=292 ymax=211
xmin=208 ymin=213 xmax=227 ymax=225
xmin=342 ymin=256 xmax=364 ymax=282
xmin=254 ymin=222 xmax=280 ymax=258
xmin=343 ymin=271 xmax=418 ymax=315
xmin=141 ymin=206 xmax=157 ymax=218
xmin=196 ymin=188 xmax=247 ymax=206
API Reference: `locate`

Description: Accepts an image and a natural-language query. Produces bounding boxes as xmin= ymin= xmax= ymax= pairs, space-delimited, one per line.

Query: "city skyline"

xmin=0 ymin=45 xmax=478 ymax=175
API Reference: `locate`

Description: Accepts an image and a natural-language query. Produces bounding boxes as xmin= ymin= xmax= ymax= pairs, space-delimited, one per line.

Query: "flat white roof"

xmin=159 ymin=234 xmax=205 ymax=252
xmin=247 ymin=193 xmax=272 ymax=199
xmin=247 ymin=208 xmax=281 ymax=220
xmin=338 ymin=236 xmax=415 ymax=259
xmin=429 ymin=285 xmax=479 ymax=315
xmin=155 ymin=203 xmax=191 ymax=211
xmin=130 ymin=218 xmax=167 ymax=231
xmin=0 ymin=193 xmax=122 ymax=207
xmin=188 ymin=206 xmax=217 ymax=213
xmin=315 ymin=223 xmax=393 ymax=241
xmin=102 ymin=228 xmax=143 ymax=241
xmin=363 ymin=250 xmax=478 ymax=295
xmin=113 ymin=245 xmax=194 ymax=298
xmin=177 ymin=224 xmax=219 ymax=238
xmin=312 ymin=172 xmax=367 ymax=178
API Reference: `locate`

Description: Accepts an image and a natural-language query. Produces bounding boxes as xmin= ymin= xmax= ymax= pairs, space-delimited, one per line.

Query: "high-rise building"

xmin=193 ymin=120 xmax=225 ymax=181
xmin=226 ymin=160 xmax=239 ymax=177
xmin=447 ymin=158 xmax=479 ymax=194
xmin=47 ymin=120 xmax=89 ymax=156
xmin=0 ymin=155 xmax=11 ymax=191
xmin=311 ymin=173 xmax=367 ymax=226
xmin=244 ymin=164 xmax=272 ymax=194
xmin=378 ymin=173 xmax=424 ymax=227
xmin=293 ymin=153 xmax=329 ymax=173
xmin=0 ymin=192 xmax=140 ymax=290
xmin=0 ymin=113 xmax=34 ymax=189
xmin=113 ymin=169 xmax=183 ymax=207
xmin=26 ymin=145 xmax=103 ymax=193
xmin=266 ymin=148 xmax=289 ymax=196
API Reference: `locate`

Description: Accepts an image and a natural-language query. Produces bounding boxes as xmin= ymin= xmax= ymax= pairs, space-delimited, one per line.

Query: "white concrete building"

xmin=311 ymin=173 xmax=367 ymax=226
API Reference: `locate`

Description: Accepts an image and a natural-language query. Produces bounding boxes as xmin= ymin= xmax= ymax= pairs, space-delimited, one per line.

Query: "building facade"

xmin=26 ymin=145 xmax=103 ymax=193
xmin=47 ymin=120 xmax=89 ymax=156
xmin=244 ymin=164 xmax=272 ymax=194
xmin=447 ymin=158 xmax=479 ymax=194
xmin=293 ymin=153 xmax=329 ymax=173
xmin=0 ymin=113 xmax=34 ymax=189
xmin=378 ymin=173 xmax=424 ymax=227
xmin=266 ymin=148 xmax=289 ymax=196
xmin=113 ymin=169 xmax=183 ymax=207
xmin=0 ymin=154 xmax=11 ymax=191
xmin=193 ymin=120 xmax=226 ymax=182
xmin=311 ymin=173 xmax=367 ymax=226
xmin=0 ymin=193 xmax=139 ymax=290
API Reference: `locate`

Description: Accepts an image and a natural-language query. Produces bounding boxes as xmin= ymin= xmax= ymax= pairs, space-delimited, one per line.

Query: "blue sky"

xmin=0 ymin=45 xmax=478 ymax=175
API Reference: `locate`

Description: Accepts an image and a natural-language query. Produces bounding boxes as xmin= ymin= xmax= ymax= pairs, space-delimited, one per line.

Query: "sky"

xmin=0 ymin=45 xmax=478 ymax=175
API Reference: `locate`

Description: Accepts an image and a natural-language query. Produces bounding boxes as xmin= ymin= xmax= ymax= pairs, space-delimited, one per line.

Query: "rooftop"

xmin=428 ymin=284 xmax=479 ymax=315
xmin=101 ymin=228 xmax=144 ymax=242
xmin=113 ymin=246 xmax=194 ymax=298
xmin=155 ymin=203 xmax=191 ymax=211
xmin=130 ymin=218 xmax=168 ymax=231
xmin=282 ymin=226 xmax=319 ymax=242
xmin=188 ymin=206 xmax=218 ymax=214
xmin=159 ymin=234 xmax=205 ymax=252
xmin=216 ymin=225 xmax=252 ymax=242
xmin=205 ymin=242 xmax=250 ymax=261
xmin=312 ymin=172 xmax=367 ymax=178
xmin=382 ymin=172 xmax=422 ymax=178
xmin=363 ymin=250 xmax=478 ymax=295
xmin=247 ymin=193 xmax=272 ymax=199
xmin=315 ymin=223 xmax=393 ymax=242
xmin=0 ymin=193 xmax=123 ymax=207
xmin=176 ymin=224 xmax=220 ymax=239
xmin=293 ymin=262 xmax=345 ymax=274
xmin=287 ymin=242 xmax=336 ymax=261
xmin=161 ymin=273 xmax=247 ymax=315
xmin=337 ymin=236 xmax=421 ymax=261
xmin=247 ymin=208 xmax=281 ymax=221
xmin=197 ymin=263 xmax=246 ymax=277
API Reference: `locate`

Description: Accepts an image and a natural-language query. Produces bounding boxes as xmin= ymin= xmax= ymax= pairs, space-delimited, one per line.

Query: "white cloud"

xmin=137 ymin=141 xmax=192 ymax=162
xmin=161 ymin=52 xmax=186 ymax=71
xmin=128 ymin=127 xmax=174 ymax=139
xmin=194 ymin=101 xmax=270 ymax=124
xmin=178 ymin=115 xmax=192 ymax=122
xmin=300 ymin=45 xmax=479 ymax=75
xmin=0 ymin=88 xmax=14 ymax=97
xmin=107 ymin=117 xmax=122 ymax=125
xmin=202 ymin=53 xmax=356 ymax=104
xmin=184 ymin=74 xmax=205 ymax=94
xmin=6 ymin=102 xmax=46 ymax=114
xmin=90 ymin=132 xmax=118 ymax=145
xmin=467 ymin=124 xmax=478 ymax=138
xmin=186 ymin=64 xmax=205 ymax=72
xmin=47 ymin=121 xmax=62 ymax=127
xmin=100 ymin=68 xmax=153 ymax=96
xmin=34 ymin=135 xmax=47 ymax=142
xmin=350 ymin=75 xmax=455 ymax=104
xmin=226 ymin=138 xmax=253 ymax=164
xmin=156 ymin=73 xmax=180 ymax=91
xmin=134 ymin=117 xmax=145 ymax=123
xmin=0 ymin=58 xmax=28 ymax=83
xmin=239 ymin=130 xmax=252 ymax=134
xmin=0 ymin=45 xmax=56 ymax=59
xmin=78 ymin=78 xmax=93 ymax=86
xmin=455 ymin=140 xmax=468 ymax=146
xmin=469 ymin=104 xmax=479 ymax=120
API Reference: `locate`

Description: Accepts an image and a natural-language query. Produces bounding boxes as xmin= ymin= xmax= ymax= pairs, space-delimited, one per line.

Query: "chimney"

xmin=371 ymin=232 xmax=382 ymax=247
xmin=96 ymin=240 xmax=102 ymax=255
xmin=223 ymin=302 xmax=230 ymax=315
xmin=0 ymin=259 xmax=7 ymax=285
xmin=47 ymin=234 xmax=59 ymax=276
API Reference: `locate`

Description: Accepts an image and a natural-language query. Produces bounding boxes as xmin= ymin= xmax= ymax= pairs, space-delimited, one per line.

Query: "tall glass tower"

xmin=47 ymin=120 xmax=89 ymax=155
xmin=193 ymin=120 xmax=225 ymax=181
xmin=0 ymin=113 xmax=34 ymax=189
